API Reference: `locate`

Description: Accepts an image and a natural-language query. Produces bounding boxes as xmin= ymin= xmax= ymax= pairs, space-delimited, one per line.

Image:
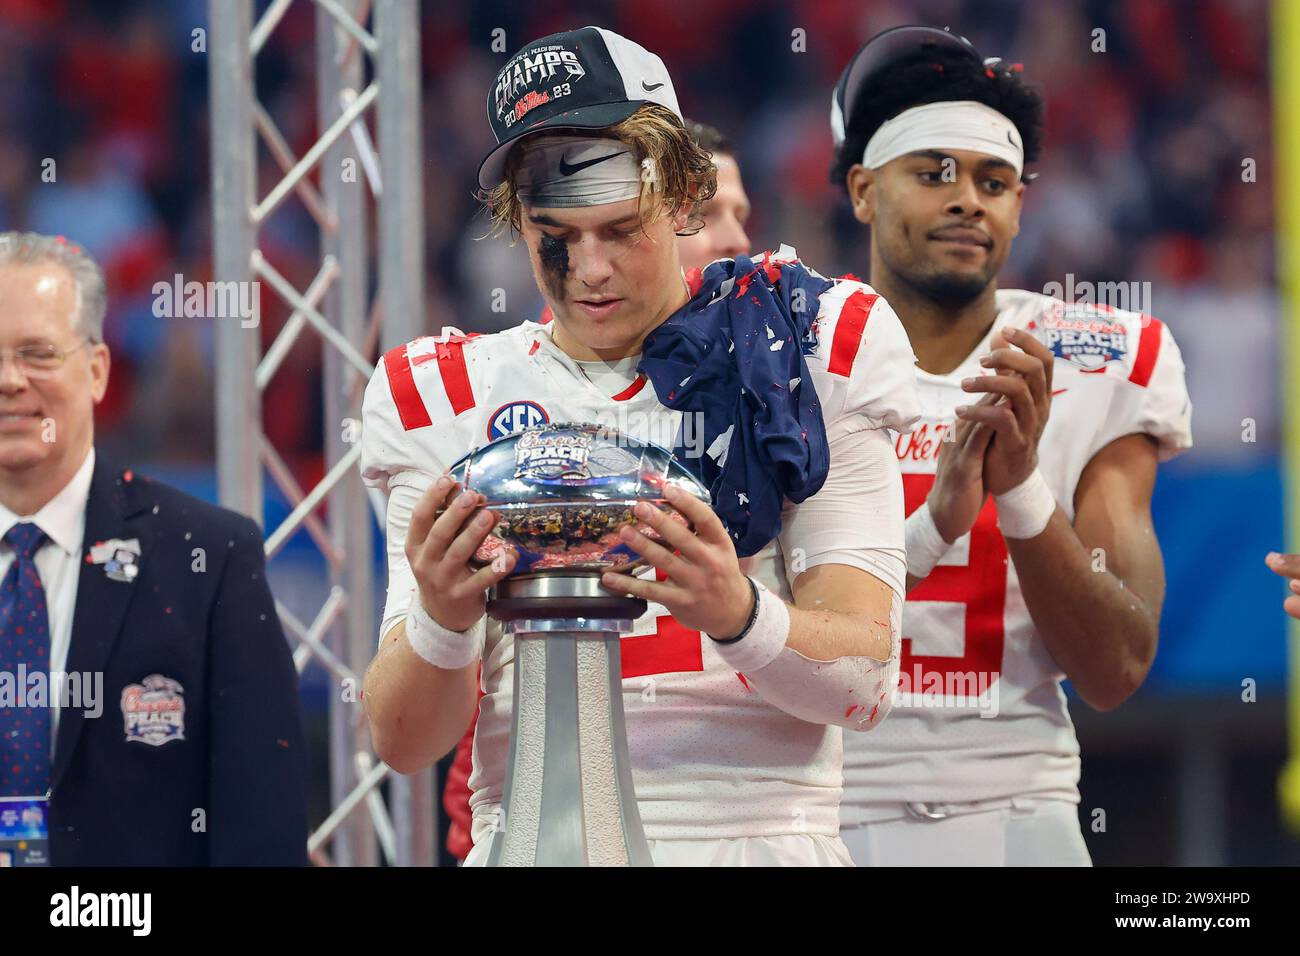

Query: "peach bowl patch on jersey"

xmin=1038 ymin=305 xmax=1130 ymax=371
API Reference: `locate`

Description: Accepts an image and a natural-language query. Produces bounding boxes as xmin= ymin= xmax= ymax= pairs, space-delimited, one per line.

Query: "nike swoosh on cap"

xmin=641 ymin=80 xmax=665 ymax=92
xmin=558 ymin=151 xmax=628 ymax=176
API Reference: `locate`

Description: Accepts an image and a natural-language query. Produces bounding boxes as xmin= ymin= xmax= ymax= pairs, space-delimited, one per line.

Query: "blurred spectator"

xmin=0 ymin=0 xmax=1272 ymax=482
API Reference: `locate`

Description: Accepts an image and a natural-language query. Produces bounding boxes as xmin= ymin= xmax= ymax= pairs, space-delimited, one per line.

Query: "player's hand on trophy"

xmin=599 ymin=481 xmax=756 ymax=638
xmin=406 ymin=473 xmax=518 ymax=632
xmin=1265 ymin=552 xmax=1300 ymax=621
xmin=928 ymin=392 xmax=996 ymax=543
xmin=956 ymin=327 xmax=1054 ymax=495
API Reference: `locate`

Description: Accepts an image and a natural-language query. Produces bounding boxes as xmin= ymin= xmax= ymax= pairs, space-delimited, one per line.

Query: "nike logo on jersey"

xmin=641 ymin=80 xmax=665 ymax=92
xmin=558 ymin=151 xmax=627 ymax=176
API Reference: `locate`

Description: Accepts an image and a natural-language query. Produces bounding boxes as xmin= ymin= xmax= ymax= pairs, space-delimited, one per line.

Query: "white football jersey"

xmin=842 ymin=290 xmax=1193 ymax=814
xmin=361 ymin=268 xmax=921 ymax=841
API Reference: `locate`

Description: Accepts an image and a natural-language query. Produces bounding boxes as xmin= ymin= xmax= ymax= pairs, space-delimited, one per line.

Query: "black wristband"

xmin=708 ymin=576 xmax=760 ymax=645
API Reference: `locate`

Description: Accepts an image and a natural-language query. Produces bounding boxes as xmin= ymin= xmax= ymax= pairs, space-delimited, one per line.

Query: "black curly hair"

xmin=830 ymin=47 xmax=1045 ymax=195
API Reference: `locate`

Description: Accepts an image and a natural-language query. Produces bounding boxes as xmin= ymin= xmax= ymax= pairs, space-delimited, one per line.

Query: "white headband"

xmin=515 ymin=135 xmax=647 ymax=208
xmin=863 ymin=100 xmax=1024 ymax=178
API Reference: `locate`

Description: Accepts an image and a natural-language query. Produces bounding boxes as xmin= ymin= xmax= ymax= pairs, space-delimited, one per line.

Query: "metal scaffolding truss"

xmin=208 ymin=0 xmax=431 ymax=866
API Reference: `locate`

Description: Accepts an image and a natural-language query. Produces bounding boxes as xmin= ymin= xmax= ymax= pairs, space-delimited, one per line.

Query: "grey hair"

xmin=0 ymin=231 xmax=107 ymax=343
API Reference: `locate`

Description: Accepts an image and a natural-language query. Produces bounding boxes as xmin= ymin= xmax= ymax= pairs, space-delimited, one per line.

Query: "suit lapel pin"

xmin=88 ymin=538 xmax=142 ymax=584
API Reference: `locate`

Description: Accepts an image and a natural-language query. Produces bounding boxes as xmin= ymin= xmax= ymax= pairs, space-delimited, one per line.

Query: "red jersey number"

xmin=619 ymin=570 xmax=704 ymax=678
xmin=902 ymin=473 xmax=1008 ymax=696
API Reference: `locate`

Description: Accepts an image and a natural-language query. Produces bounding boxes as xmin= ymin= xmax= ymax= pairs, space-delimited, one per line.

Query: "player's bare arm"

xmin=1002 ymin=434 xmax=1164 ymax=711
xmin=363 ymin=475 xmax=517 ymax=772
xmin=960 ymin=329 xmax=1164 ymax=710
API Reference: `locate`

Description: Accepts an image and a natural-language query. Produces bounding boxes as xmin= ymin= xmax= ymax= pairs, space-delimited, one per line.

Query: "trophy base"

xmin=484 ymin=573 xmax=653 ymax=867
xmin=488 ymin=571 xmax=646 ymax=625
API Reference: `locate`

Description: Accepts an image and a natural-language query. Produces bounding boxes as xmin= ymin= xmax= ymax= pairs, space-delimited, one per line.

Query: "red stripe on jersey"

xmin=539 ymin=304 xmax=554 ymax=325
xmin=1128 ymin=317 xmax=1163 ymax=388
xmin=611 ymin=374 xmax=647 ymax=402
xmin=828 ymin=290 xmax=876 ymax=377
xmin=382 ymin=344 xmax=432 ymax=431
xmin=410 ymin=332 xmax=482 ymax=367
xmin=436 ymin=339 xmax=476 ymax=415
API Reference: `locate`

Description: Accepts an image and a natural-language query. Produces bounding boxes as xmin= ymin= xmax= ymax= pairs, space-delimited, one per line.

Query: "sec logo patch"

xmin=487 ymin=401 xmax=549 ymax=440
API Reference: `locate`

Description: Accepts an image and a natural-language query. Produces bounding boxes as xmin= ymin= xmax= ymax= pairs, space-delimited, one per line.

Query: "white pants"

xmin=840 ymin=798 xmax=1092 ymax=866
xmin=464 ymin=832 xmax=853 ymax=867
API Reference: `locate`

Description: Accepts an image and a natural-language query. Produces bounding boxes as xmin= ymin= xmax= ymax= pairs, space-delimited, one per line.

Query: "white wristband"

xmin=404 ymin=595 xmax=485 ymax=670
xmin=905 ymin=501 xmax=953 ymax=579
xmin=707 ymin=581 xmax=790 ymax=673
xmin=993 ymin=468 xmax=1056 ymax=539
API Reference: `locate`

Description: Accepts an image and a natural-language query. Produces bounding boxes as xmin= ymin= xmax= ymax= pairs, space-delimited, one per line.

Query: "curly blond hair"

xmin=478 ymin=104 xmax=718 ymax=242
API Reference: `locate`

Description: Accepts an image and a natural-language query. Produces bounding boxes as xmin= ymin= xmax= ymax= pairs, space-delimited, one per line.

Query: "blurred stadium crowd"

xmin=0 ymin=0 xmax=1274 ymax=480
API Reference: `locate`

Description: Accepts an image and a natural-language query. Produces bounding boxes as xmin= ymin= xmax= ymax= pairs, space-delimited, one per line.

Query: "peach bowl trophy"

xmin=443 ymin=423 xmax=709 ymax=866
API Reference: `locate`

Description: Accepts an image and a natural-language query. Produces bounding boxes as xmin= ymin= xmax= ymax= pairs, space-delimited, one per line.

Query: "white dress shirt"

xmin=0 ymin=446 xmax=95 ymax=741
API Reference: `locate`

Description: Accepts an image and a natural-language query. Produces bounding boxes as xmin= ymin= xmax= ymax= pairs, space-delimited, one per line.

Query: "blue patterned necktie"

xmin=0 ymin=522 xmax=51 ymax=797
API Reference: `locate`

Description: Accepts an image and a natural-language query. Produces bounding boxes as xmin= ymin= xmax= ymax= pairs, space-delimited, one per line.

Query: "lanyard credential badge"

xmin=0 ymin=795 xmax=50 ymax=867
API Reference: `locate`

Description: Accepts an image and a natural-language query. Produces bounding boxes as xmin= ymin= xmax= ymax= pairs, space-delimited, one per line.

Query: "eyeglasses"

xmin=0 ymin=339 xmax=94 ymax=379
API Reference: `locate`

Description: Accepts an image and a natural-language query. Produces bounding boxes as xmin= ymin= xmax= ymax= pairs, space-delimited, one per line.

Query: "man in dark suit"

xmin=0 ymin=231 xmax=308 ymax=865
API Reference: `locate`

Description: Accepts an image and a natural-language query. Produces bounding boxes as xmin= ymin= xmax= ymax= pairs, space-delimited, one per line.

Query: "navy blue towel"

xmin=640 ymin=252 xmax=834 ymax=558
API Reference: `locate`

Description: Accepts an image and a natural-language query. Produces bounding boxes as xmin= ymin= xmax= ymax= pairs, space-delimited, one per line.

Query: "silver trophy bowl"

xmin=443 ymin=421 xmax=710 ymax=577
